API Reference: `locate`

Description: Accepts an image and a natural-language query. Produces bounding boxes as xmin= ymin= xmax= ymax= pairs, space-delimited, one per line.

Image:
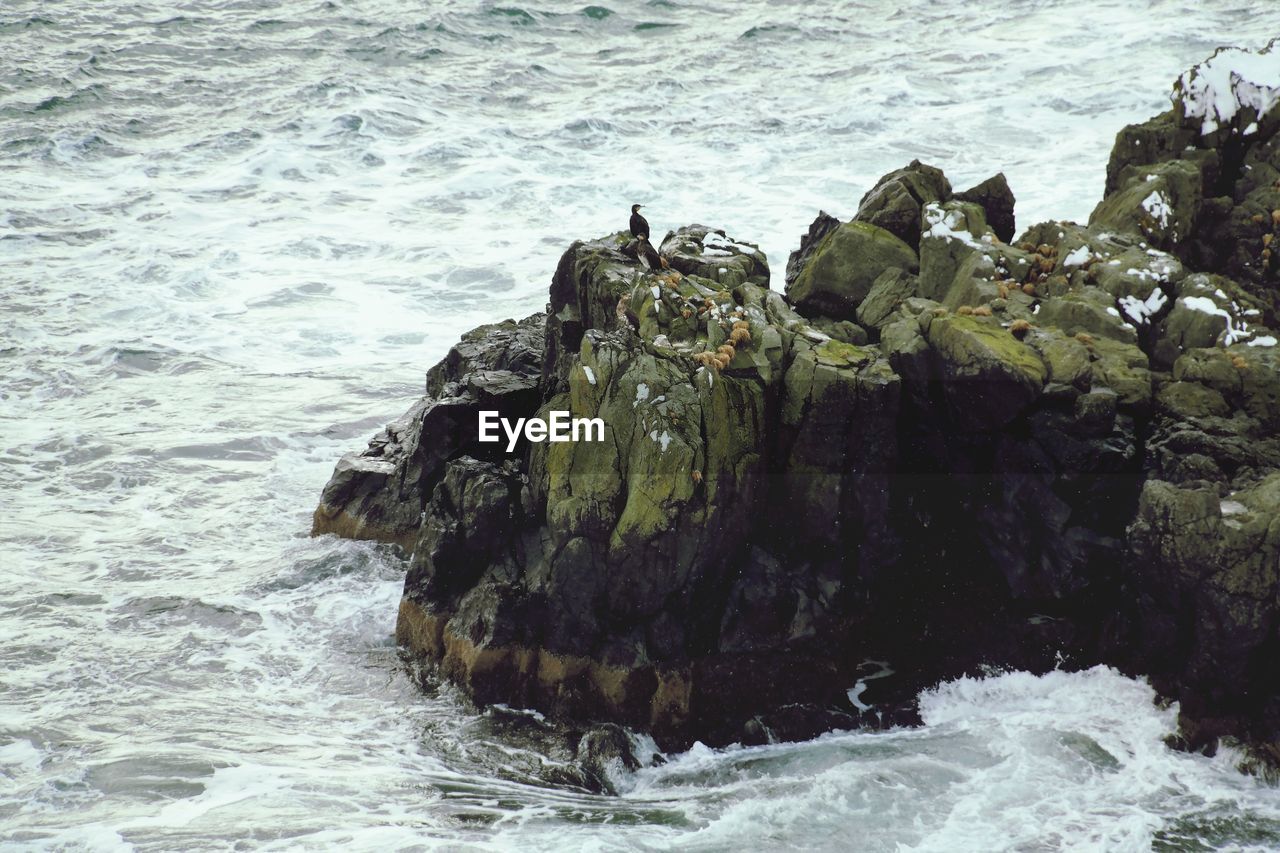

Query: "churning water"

xmin=3 ymin=1 xmax=1280 ymax=849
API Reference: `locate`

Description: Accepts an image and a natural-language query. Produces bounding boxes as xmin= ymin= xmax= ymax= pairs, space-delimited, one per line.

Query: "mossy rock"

xmin=1030 ymin=329 xmax=1092 ymax=391
xmin=854 ymin=159 xmax=952 ymax=250
xmin=814 ymin=338 xmax=876 ymax=368
xmin=1173 ymin=348 xmax=1243 ymax=397
xmin=1156 ymin=381 xmax=1231 ymax=419
xmin=1228 ymin=343 xmax=1280 ymax=431
xmin=661 ymin=226 xmax=769 ymax=288
xmin=1036 ymin=287 xmax=1139 ymax=345
xmin=808 ymin=317 xmax=869 ymax=346
xmin=879 ymin=317 xmax=933 ymax=385
xmin=1087 ymin=336 xmax=1152 ymax=410
xmin=856 ymin=267 xmax=919 ymax=331
xmin=917 ymin=201 xmax=996 ymax=304
xmin=1088 ymin=159 xmax=1202 ymax=251
xmin=926 ymin=314 xmax=1046 ymax=429
xmin=1154 ymin=296 xmax=1230 ymax=367
xmin=780 ymin=341 xmax=900 ymax=545
xmin=786 ymin=221 xmax=918 ymax=320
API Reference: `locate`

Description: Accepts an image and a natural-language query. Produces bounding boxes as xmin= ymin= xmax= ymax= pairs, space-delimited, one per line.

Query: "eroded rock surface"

xmin=315 ymin=46 xmax=1280 ymax=768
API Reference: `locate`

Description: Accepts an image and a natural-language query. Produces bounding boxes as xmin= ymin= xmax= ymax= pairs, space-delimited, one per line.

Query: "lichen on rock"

xmin=313 ymin=46 xmax=1280 ymax=771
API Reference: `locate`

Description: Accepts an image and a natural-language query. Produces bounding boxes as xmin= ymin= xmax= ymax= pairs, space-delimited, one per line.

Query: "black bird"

xmin=629 ymin=204 xmax=650 ymax=241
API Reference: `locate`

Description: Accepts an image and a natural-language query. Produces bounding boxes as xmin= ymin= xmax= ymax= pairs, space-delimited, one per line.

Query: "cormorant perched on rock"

xmin=629 ymin=204 xmax=649 ymax=240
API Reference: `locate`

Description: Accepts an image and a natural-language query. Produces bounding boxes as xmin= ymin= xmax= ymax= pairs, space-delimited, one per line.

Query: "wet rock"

xmin=575 ymin=723 xmax=640 ymax=794
xmin=1128 ymin=473 xmax=1280 ymax=762
xmin=777 ymin=338 xmax=900 ymax=575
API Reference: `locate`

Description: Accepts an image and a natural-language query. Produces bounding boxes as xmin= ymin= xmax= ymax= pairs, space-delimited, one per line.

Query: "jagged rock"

xmin=1156 ymin=380 xmax=1231 ymax=420
xmin=1100 ymin=39 xmax=1280 ymax=326
xmin=917 ymin=201 xmax=996 ymax=304
xmin=1090 ymin=159 xmax=1203 ymax=251
xmin=1035 ymin=287 xmax=1139 ymax=345
xmin=660 ymin=225 xmax=769 ymax=288
xmin=1155 ymin=293 xmax=1238 ymax=368
xmin=1087 ymin=336 xmax=1152 ymax=411
xmin=808 ymin=316 xmax=869 ymax=346
xmin=576 ymin=724 xmax=640 ymax=795
xmin=1169 ymin=274 xmax=1269 ymax=349
xmin=954 ymin=172 xmax=1016 ymax=243
xmin=1104 ymin=109 xmax=1202 ymax=197
xmin=1230 ymin=342 xmax=1280 ymax=430
xmin=854 ymin=159 xmax=952 ymax=250
xmin=785 ymin=211 xmax=840 ymax=288
xmin=777 ymin=337 xmax=900 ymax=574
xmin=1028 ymin=328 xmax=1092 ymax=395
xmin=312 ymin=315 xmax=544 ymax=549
xmin=786 ymin=221 xmax=918 ymax=319
xmin=1129 ymin=473 xmax=1280 ymax=755
xmin=879 ymin=315 xmax=932 ymax=386
xmin=314 ymin=51 xmax=1280 ymax=766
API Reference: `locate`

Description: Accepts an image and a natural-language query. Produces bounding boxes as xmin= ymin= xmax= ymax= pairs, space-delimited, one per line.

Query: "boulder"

xmin=954 ymin=172 xmax=1016 ymax=243
xmin=853 ymin=159 xmax=952 ymax=250
xmin=786 ymin=220 xmax=918 ymax=320
xmin=925 ymin=313 xmax=1046 ymax=430
xmin=1089 ymin=159 xmax=1202 ymax=251
xmin=1035 ymin=287 xmax=1139 ymax=345
xmin=917 ymin=201 xmax=996 ymax=303
xmin=856 ymin=267 xmax=919 ymax=334
xmin=785 ymin=211 xmax=840 ymax=288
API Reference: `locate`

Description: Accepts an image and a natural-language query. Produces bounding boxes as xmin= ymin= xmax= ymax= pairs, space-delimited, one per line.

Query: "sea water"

xmin=3 ymin=1 xmax=1280 ymax=849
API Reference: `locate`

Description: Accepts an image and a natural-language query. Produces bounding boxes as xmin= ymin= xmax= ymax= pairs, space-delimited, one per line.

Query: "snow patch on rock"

xmin=1177 ymin=42 xmax=1280 ymax=135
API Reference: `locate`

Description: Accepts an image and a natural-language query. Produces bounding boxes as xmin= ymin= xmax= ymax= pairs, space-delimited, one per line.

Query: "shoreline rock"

xmin=314 ymin=45 xmax=1280 ymax=771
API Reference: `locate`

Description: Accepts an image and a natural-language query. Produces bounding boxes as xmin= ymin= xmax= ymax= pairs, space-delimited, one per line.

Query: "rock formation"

xmin=314 ymin=43 xmax=1280 ymax=771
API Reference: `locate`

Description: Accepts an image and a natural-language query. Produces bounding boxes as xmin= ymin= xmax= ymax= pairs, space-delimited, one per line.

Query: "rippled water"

xmin=4 ymin=1 xmax=1280 ymax=849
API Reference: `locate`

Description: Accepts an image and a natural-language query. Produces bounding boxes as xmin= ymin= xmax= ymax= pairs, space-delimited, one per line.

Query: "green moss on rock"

xmin=786 ymin=221 xmax=918 ymax=320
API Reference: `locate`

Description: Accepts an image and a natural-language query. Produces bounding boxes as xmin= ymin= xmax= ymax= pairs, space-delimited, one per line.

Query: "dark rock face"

xmin=954 ymin=172 xmax=1017 ymax=243
xmin=315 ymin=46 xmax=1280 ymax=768
xmin=311 ymin=315 xmax=545 ymax=549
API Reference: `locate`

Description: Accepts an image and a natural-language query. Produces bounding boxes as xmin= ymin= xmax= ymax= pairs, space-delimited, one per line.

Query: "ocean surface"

xmin=3 ymin=1 xmax=1280 ymax=849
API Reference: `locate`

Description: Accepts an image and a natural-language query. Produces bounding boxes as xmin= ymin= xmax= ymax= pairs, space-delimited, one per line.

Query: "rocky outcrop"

xmin=311 ymin=315 xmax=544 ymax=550
xmin=315 ymin=46 xmax=1280 ymax=769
